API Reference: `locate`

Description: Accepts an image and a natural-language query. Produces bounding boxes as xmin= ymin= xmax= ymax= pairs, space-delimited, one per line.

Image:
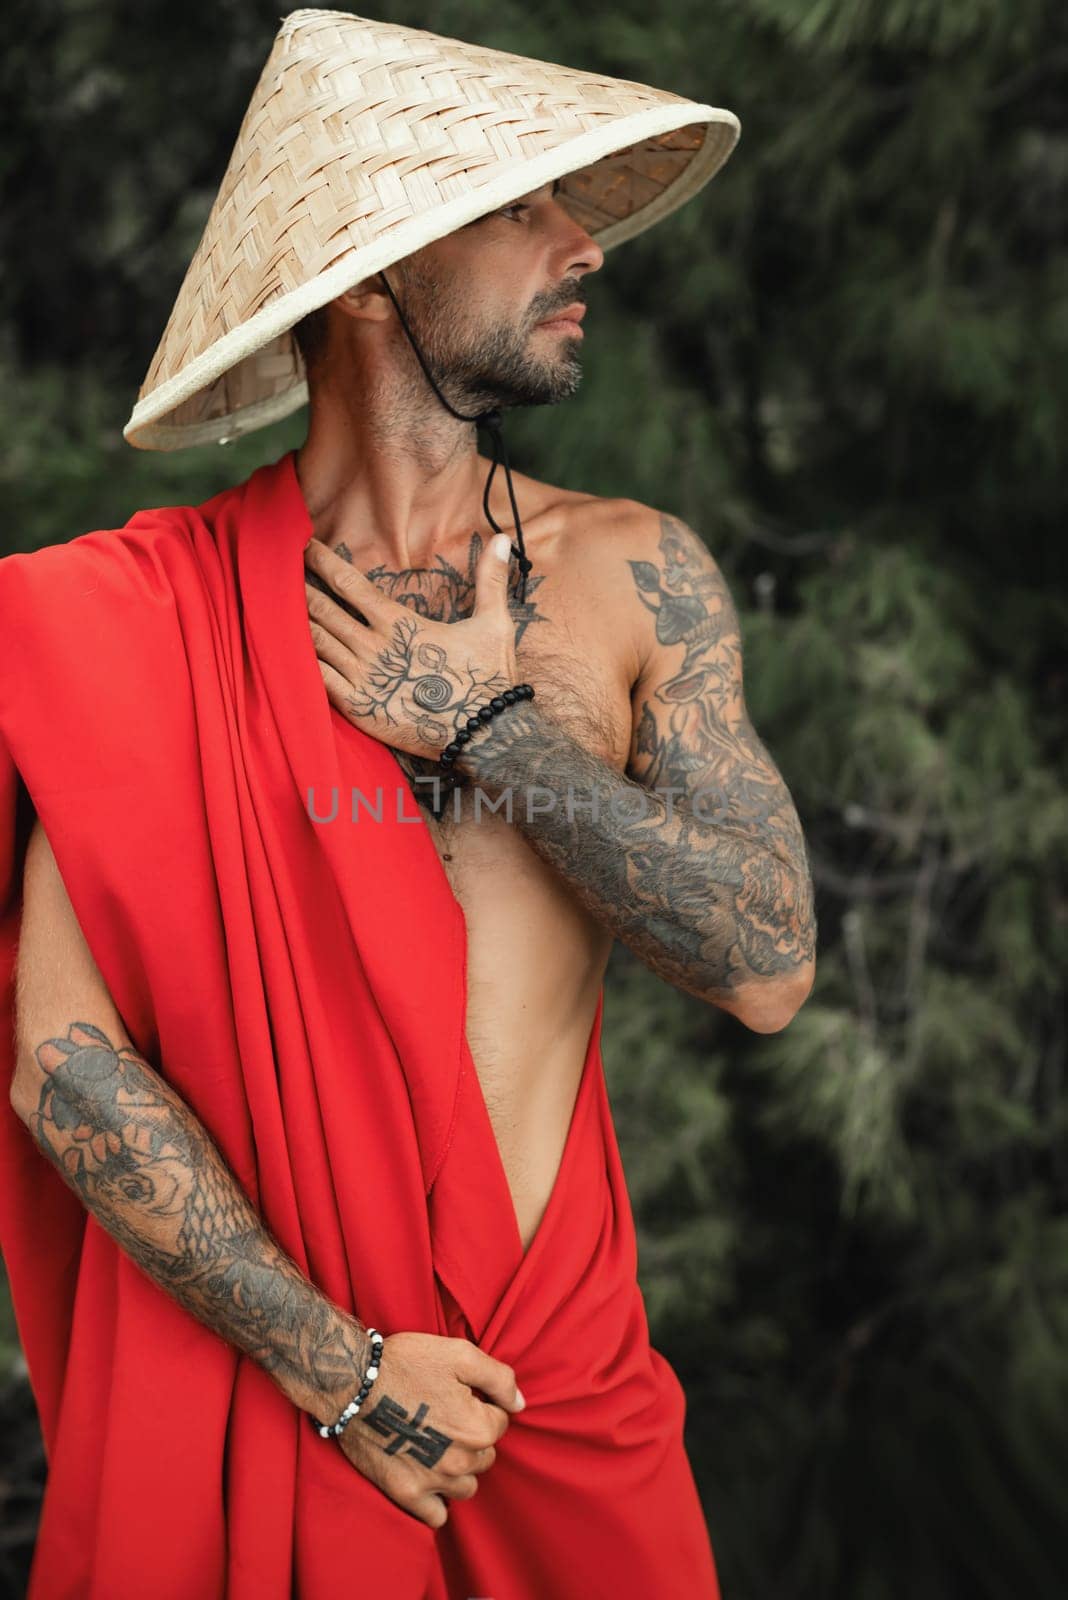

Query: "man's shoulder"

xmin=545 ymin=475 xmax=656 ymax=534
xmin=568 ymin=494 xmax=712 ymax=549
xmin=487 ymin=462 xmax=712 ymax=582
xmin=0 ymin=516 xmax=170 ymax=587
xmin=561 ymin=494 xmax=730 ymax=596
xmin=0 ymin=475 xmax=246 ymax=602
xmin=472 ymin=450 xmax=656 ymax=542
xmin=551 ymin=487 xmax=666 ymax=587
xmin=0 ymin=482 xmax=249 ymax=700
xmin=547 ymin=494 xmax=729 ymax=691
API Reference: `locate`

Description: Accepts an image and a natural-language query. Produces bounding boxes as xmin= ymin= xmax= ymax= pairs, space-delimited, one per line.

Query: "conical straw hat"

xmin=123 ymin=8 xmax=741 ymax=451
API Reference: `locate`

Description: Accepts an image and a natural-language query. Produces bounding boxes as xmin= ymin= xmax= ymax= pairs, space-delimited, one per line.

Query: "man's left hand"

xmin=303 ymin=533 xmax=518 ymax=760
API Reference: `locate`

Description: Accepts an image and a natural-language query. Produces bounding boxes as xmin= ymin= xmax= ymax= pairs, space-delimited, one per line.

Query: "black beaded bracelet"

xmin=438 ymin=683 xmax=535 ymax=772
xmin=317 ymin=1328 xmax=385 ymax=1440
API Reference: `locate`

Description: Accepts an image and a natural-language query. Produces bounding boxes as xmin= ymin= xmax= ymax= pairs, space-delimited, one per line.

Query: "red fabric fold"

xmin=0 ymin=451 xmax=720 ymax=1598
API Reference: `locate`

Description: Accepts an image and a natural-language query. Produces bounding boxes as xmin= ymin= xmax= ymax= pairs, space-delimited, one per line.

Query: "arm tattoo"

xmin=452 ymin=513 xmax=816 ymax=1018
xmin=627 ymin=513 xmax=809 ymax=871
xmin=24 ymin=1020 xmax=377 ymax=1426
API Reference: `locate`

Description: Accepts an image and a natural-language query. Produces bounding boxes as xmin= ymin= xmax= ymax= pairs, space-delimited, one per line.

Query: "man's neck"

xmin=294 ymin=403 xmax=497 ymax=571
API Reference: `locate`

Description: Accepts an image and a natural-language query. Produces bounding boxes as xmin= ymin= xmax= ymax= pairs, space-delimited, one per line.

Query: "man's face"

xmin=387 ymin=177 xmax=603 ymax=412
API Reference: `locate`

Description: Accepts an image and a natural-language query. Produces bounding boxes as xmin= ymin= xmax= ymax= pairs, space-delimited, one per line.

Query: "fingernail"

xmin=514 ymin=1387 xmax=526 ymax=1409
xmin=492 ymin=533 xmax=511 ymax=562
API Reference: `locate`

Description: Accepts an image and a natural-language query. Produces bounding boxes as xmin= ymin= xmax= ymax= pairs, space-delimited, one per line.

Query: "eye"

xmin=498 ymin=202 xmax=529 ymax=221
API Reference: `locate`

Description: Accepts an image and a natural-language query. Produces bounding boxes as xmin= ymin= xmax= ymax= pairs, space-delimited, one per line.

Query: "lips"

xmin=537 ymin=303 xmax=586 ymax=328
xmin=534 ymin=298 xmax=586 ymax=343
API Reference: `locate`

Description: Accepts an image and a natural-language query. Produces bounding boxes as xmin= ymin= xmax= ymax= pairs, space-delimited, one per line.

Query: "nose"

xmin=556 ymin=206 xmax=604 ymax=281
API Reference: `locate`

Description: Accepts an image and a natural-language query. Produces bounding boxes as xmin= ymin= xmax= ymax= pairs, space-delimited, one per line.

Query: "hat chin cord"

xmin=376 ymin=270 xmax=534 ymax=606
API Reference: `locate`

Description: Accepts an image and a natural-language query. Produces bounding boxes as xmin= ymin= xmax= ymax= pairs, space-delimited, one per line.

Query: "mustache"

xmin=530 ymin=286 xmax=588 ymax=323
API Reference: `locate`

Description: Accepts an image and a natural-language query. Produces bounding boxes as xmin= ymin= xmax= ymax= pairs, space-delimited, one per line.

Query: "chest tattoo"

xmin=335 ymin=533 xmax=548 ymax=647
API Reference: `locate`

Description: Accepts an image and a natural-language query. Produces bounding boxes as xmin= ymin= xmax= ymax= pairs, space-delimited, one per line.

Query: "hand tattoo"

xmin=307 ymin=533 xmax=548 ymax=815
xmin=342 ymin=609 xmax=511 ymax=753
xmin=360 ymin=1396 xmax=452 ymax=1466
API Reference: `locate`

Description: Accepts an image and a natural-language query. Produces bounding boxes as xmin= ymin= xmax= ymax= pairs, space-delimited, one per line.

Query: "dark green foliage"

xmin=2 ymin=2 xmax=1066 ymax=1595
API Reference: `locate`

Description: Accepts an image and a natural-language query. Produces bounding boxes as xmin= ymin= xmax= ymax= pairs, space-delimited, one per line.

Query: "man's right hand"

xmin=334 ymin=1331 xmax=526 ymax=1528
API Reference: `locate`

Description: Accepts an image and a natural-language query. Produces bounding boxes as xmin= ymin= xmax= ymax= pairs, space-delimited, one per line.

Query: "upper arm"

xmin=620 ymin=512 xmax=824 ymax=953
xmin=11 ymin=816 xmax=127 ymax=1114
xmin=625 ymin=508 xmax=747 ymax=793
xmin=624 ymin=508 xmax=807 ymax=864
xmin=623 ymin=509 xmax=816 ymax=1012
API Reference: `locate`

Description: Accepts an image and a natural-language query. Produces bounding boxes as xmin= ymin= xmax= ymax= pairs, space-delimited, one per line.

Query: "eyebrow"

xmin=518 ymin=178 xmax=565 ymax=204
xmin=465 ymin=178 xmax=564 ymax=228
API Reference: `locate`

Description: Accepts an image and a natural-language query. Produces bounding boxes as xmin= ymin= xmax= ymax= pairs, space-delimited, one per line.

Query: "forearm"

xmin=451 ymin=700 xmax=816 ymax=1021
xmin=12 ymin=1018 xmax=366 ymax=1426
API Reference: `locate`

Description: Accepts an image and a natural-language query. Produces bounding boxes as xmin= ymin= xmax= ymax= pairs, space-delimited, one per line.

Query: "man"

xmin=0 ymin=11 xmax=813 ymax=1597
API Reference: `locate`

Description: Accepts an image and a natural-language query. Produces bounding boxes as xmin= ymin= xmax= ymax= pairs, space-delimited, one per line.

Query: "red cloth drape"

xmin=0 ymin=451 xmax=720 ymax=1598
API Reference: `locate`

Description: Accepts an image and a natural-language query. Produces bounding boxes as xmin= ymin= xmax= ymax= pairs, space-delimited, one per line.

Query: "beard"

xmin=389 ymin=257 xmax=584 ymax=414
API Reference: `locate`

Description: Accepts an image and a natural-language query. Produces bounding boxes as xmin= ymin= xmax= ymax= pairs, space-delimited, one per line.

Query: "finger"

xmin=456 ymin=1344 xmax=526 ymax=1414
xmin=315 ymin=657 xmax=361 ymax=724
xmin=305 ymin=580 xmax=374 ymax=657
xmin=304 ymin=563 xmax=373 ymax=629
xmin=471 ymin=532 xmax=513 ymax=618
xmin=443 ymin=1439 xmax=496 ymax=1475
xmin=415 ymin=1494 xmax=449 ymax=1529
xmin=480 ymin=1401 xmax=512 ymax=1444
xmin=303 ymin=541 xmax=388 ymax=625
xmin=437 ymin=1473 xmax=479 ymax=1502
xmin=457 ymin=1387 xmax=510 ymax=1435
xmin=469 ymin=1444 xmax=497 ymax=1474
xmin=306 ymin=582 xmax=374 ymax=668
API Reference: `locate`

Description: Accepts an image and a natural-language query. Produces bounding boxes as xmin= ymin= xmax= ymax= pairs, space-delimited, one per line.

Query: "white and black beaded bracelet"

xmin=318 ymin=1328 xmax=385 ymax=1440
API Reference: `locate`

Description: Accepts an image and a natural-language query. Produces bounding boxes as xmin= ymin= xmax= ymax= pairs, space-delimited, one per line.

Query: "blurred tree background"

xmin=2 ymin=0 xmax=1066 ymax=1595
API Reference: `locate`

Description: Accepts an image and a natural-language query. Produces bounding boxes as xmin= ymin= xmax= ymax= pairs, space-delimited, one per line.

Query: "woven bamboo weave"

xmin=124 ymin=8 xmax=740 ymax=450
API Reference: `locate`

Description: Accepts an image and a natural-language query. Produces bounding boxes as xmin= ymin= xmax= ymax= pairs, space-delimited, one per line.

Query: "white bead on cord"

xmin=318 ymin=1328 xmax=385 ymax=1439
